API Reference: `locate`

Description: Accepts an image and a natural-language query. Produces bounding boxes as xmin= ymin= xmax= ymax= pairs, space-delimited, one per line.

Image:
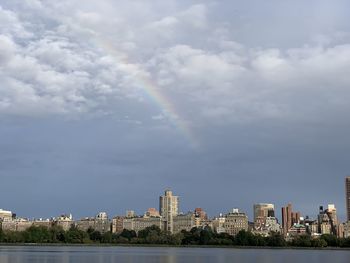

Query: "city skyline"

xmin=1 ymin=186 xmax=348 ymax=239
xmin=1 ymin=182 xmax=348 ymax=224
xmin=1 ymin=1 xmax=350 ymax=222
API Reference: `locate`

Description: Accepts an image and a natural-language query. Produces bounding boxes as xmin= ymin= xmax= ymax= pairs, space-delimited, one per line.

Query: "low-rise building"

xmin=0 ymin=209 xmax=13 ymax=221
xmin=212 ymin=214 xmax=226 ymax=234
xmin=288 ymin=223 xmax=307 ymax=237
xmin=253 ymin=217 xmax=281 ymax=236
xmin=76 ymin=212 xmax=110 ymax=233
xmin=173 ymin=213 xmax=196 ymax=233
xmin=144 ymin=208 xmax=160 ymax=218
xmin=121 ymin=216 xmax=163 ymax=233
xmin=1 ymin=218 xmax=32 ymax=232
xmin=53 ymin=214 xmax=74 ymax=231
xmin=223 ymin=209 xmax=249 ymax=236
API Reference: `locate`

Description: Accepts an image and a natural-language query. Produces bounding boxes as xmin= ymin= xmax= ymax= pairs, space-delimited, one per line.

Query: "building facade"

xmin=223 ymin=209 xmax=249 ymax=236
xmin=346 ymin=177 xmax=350 ymax=221
xmin=76 ymin=212 xmax=110 ymax=233
xmin=0 ymin=209 xmax=13 ymax=221
xmin=159 ymin=189 xmax=179 ymax=233
xmin=121 ymin=216 xmax=163 ymax=233
xmin=173 ymin=213 xmax=197 ymax=233
xmin=282 ymin=203 xmax=301 ymax=236
xmin=253 ymin=203 xmax=275 ymax=223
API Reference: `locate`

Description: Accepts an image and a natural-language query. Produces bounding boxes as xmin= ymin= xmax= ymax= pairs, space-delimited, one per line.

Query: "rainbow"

xmin=93 ymin=38 xmax=199 ymax=149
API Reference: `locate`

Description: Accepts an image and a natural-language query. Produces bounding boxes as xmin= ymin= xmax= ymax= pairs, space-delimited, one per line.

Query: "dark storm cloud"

xmin=0 ymin=0 xmax=349 ymax=221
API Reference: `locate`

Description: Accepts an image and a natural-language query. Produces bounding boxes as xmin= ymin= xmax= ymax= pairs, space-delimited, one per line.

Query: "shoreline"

xmin=1 ymin=243 xmax=350 ymax=251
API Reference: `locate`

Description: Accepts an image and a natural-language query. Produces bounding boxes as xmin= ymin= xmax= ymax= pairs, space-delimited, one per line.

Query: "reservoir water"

xmin=0 ymin=246 xmax=349 ymax=263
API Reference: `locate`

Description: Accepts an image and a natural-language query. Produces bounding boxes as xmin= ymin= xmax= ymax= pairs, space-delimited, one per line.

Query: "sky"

xmin=1 ymin=0 xmax=350 ymax=222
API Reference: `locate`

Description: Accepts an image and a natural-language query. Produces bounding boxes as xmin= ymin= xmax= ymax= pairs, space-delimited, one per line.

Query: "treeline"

xmin=1 ymin=225 xmax=350 ymax=248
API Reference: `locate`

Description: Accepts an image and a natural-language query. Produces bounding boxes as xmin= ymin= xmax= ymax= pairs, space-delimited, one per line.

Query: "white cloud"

xmin=0 ymin=1 xmax=349 ymax=126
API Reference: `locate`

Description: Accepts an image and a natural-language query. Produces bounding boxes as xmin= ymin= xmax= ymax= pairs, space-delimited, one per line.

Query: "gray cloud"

xmin=0 ymin=1 xmax=350 ymax=220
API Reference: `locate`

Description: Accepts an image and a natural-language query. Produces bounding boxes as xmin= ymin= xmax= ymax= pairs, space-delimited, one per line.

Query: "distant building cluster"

xmin=1 ymin=177 xmax=350 ymax=240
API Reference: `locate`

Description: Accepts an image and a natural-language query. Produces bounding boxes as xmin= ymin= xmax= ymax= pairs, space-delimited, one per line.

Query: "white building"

xmin=159 ymin=189 xmax=179 ymax=233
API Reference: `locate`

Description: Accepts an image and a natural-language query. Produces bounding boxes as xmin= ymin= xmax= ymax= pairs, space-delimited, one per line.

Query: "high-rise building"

xmin=318 ymin=204 xmax=338 ymax=235
xmin=253 ymin=203 xmax=275 ymax=222
xmin=346 ymin=177 xmax=350 ymax=221
xmin=159 ymin=189 xmax=179 ymax=233
xmin=282 ymin=203 xmax=301 ymax=236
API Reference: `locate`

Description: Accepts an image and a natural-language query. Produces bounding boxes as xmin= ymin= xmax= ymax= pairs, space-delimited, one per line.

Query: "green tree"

xmin=320 ymin=234 xmax=338 ymax=247
xmin=311 ymin=238 xmax=327 ymax=248
xmin=65 ymin=225 xmax=89 ymax=244
xmin=291 ymin=235 xmax=312 ymax=247
xmin=89 ymin=230 xmax=102 ymax=243
xmin=0 ymin=227 xmax=4 ymax=242
xmin=266 ymin=232 xmax=286 ymax=247
xmin=23 ymin=226 xmax=51 ymax=243
xmin=120 ymin=229 xmax=137 ymax=241
xmin=101 ymin=232 xmax=112 ymax=243
xmin=199 ymin=227 xmax=214 ymax=245
xmin=50 ymin=226 xmax=66 ymax=243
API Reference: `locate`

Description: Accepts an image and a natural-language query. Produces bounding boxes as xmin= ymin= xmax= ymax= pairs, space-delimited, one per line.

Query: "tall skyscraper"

xmin=346 ymin=177 xmax=350 ymax=221
xmin=282 ymin=204 xmax=292 ymax=236
xmin=159 ymin=189 xmax=179 ymax=233
xmin=282 ymin=203 xmax=301 ymax=236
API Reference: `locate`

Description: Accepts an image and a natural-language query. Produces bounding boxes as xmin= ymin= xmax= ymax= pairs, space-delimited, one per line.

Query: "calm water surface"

xmin=0 ymin=246 xmax=349 ymax=263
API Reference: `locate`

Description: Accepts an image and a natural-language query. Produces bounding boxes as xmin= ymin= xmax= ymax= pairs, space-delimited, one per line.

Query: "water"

xmin=0 ymin=246 xmax=349 ymax=263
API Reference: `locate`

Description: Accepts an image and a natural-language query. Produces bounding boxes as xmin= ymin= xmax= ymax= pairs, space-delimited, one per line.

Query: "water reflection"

xmin=0 ymin=246 xmax=349 ymax=263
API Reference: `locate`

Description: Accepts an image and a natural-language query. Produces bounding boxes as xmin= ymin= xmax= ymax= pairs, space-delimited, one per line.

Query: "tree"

xmin=320 ymin=234 xmax=338 ymax=247
xmin=199 ymin=227 xmax=214 ymax=245
xmin=89 ymin=230 xmax=102 ymax=243
xmin=50 ymin=226 xmax=65 ymax=243
xmin=266 ymin=232 xmax=286 ymax=247
xmin=234 ymin=230 xmax=256 ymax=246
xmin=0 ymin=228 xmax=4 ymax=242
xmin=120 ymin=229 xmax=137 ymax=241
xmin=23 ymin=226 xmax=51 ymax=243
xmin=291 ymin=235 xmax=312 ymax=247
xmin=65 ymin=225 xmax=89 ymax=244
xmin=311 ymin=238 xmax=327 ymax=248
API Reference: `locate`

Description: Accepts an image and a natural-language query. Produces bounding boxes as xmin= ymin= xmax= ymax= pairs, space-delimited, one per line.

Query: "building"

xmin=253 ymin=217 xmax=281 ymax=236
xmin=346 ymin=177 xmax=350 ymax=221
xmin=253 ymin=203 xmax=274 ymax=223
xmin=1 ymin=218 xmax=52 ymax=232
xmin=212 ymin=214 xmax=226 ymax=234
xmin=282 ymin=203 xmax=301 ymax=236
xmin=194 ymin=208 xmax=208 ymax=220
xmin=0 ymin=209 xmax=13 ymax=221
xmin=53 ymin=214 xmax=74 ymax=231
xmin=344 ymin=221 xmax=350 ymax=238
xmin=317 ymin=205 xmax=338 ymax=236
xmin=126 ymin=210 xmax=136 ymax=218
xmin=144 ymin=208 xmax=160 ymax=218
xmin=111 ymin=216 xmax=125 ymax=233
xmin=76 ymin=212 xmax=110 ymax=233
xmin=121 ymin=216 xmax=163 ymax=233
xmin=1 ymin=218 xmax=32 ymax=232
xmin=253 ymin=204 xmax=280 ymax=236
xmin=159 ymin=189 xmax=179 ymax=233
xmin=288 ymin=224 xmax=307 ymax=237
xmin=173 ymin=213 xmax=197 ymax=233
xmin=223 ymin=209 xmax=249 ymax=236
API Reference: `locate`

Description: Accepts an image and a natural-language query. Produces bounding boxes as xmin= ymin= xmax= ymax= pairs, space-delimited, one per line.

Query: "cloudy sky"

xmin=1 ymin=0 xmax=350 ymax=221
